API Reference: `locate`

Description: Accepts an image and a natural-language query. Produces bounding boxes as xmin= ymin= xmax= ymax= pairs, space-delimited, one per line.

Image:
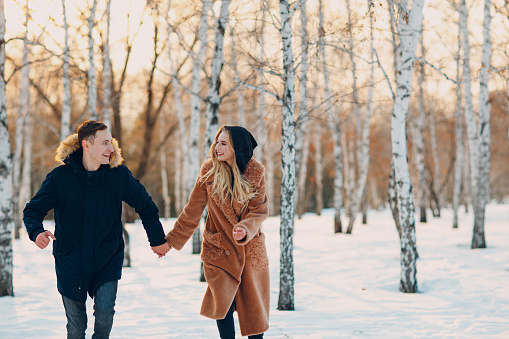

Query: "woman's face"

xmin=215 ymin=131 xmax=235 ymax=166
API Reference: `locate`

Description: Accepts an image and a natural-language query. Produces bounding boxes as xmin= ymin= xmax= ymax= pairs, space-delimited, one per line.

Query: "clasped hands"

xmin=36 ymin=230 xmax=172 ymax=259
xmin=151 ymin=242 xmax=172 ymax=258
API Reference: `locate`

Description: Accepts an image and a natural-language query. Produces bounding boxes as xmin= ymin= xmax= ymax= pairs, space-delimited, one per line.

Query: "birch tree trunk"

xmin=255 ymin=0 xmax=267 ymax=162
xmin=60 ymin=0 xmax=71 ymax=139
xmin=13 ymin=2 xmax=30 ymax=239
xmin=314 ymin=122 xmax=323 ymax=215
xmin=102 ymin=0 xmax=112 ymax=129
xmin=204 ymin=0 xmax=230 ymax=151
xmin=413 ymin=52 xmax=428 ymax=223
xmin=19 ymin=107 xmax=32 ymax=228
xmin=160 ymin=114 xmax=170 ymax=219
xmin=293 ymin=0 xmax=309 ymax=215
xmin=167 ymin=0 xmax=187 ymax=213
xmin=472 ymin=0 xmax=492 ymax=249
xmin=428 ymin=106 xmax=441 ymax=217
xmin=230 ymin=26 xmax=245 ymax=126
xmin=278 ymin=0 xmax=298 ymax=311
xmin=452 ymin=28 xmax=463 ymax=229
xmin=346 ymin=0 xmax=361 ymax=190
xmin=88 ymin=0 xmax=98 ymax=119
xmin=0 ymin=0 xmax=14 ymax=297
xmin=346 ymin=0 xmax=374 ymax=233
xmin=175 ymin=129 xmax=183 ymax=213
xmin=266 ymin=132 xmax=276 ymax=215
xmin=387 ymin=0 xmax=400 ymax=83
xmin=188 ymin=0 xmax=211 ymax=254
xmin=297 ymin=126 xmax=310 ymax=218
xmin=319 ymin=0 xmax=343 ymax=233
xmin=391 ymin=0 xmax=425 ymax=293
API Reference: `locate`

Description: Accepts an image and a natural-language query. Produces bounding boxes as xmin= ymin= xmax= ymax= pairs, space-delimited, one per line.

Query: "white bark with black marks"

xmin=391 ymin=0 xmax=424 ymax=293
xmin=293 ymin=0 xmax=309 ymax=215
xmin=413 ymin=51 xmax=428 ymax=223
xmin=204 ymin=0 xmax=230 ymax=152
xmin=319 ymin=0 xmax=343 ymax=233
xmin=278 ymin=0 xmax=299 ymax=311
xmin=0 ymin=0 xmax=14 ymax=297
xmin=167 ymin=0 xmax=187 ymax=213
xmin=473 ymin=0 xmax=492 ymax=249
xmin=255 ymin=0 xmax=267 ymax=162
xmin=346 ymin=0 xmax=374 ymax=233
xmin=452 ymin=28 xmax=463 ymax=229
xmin=188 ymin=0 xmax=211 ymax=255
xmin=13 ymin=2 xmax=30 ymax=239
xmin=314 ymin=122 xmax=323 ymax=215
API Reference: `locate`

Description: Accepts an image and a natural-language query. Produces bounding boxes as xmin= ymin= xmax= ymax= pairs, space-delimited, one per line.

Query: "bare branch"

xmin=417 ymin=57 xmax=457 ymax=84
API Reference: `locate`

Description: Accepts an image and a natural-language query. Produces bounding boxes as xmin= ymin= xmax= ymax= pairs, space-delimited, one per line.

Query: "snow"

xmin=1 ymin=204 xmax=508 ymax=338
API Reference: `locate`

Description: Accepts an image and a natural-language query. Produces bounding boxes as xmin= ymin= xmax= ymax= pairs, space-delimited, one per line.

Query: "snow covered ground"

xmin=1 ymin=204 xmax=508 ymax=338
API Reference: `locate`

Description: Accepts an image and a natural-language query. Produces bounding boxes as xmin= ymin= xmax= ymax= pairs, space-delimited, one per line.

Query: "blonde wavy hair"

xmin=200 ymin=126 xmax=257 ymax=211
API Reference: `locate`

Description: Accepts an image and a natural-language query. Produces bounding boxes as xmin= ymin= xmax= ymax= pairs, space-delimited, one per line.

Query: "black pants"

xmin=216 ymin=300 xmax=263 ymax=339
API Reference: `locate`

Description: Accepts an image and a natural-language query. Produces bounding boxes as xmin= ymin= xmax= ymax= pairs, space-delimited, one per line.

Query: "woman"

xmin=165 ymin=126 xmax=270 ymax=338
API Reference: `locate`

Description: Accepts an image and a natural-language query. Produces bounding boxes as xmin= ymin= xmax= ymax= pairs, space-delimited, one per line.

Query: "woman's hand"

xmin=233 ymin=226 xmax=247 ymax=241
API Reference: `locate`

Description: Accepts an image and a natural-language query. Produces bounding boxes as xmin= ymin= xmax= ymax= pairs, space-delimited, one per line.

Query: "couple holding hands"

xmin=23 ymin=120 xmax=269 ymax=338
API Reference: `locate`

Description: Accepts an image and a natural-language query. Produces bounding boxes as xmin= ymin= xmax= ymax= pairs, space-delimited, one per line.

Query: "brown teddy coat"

xmin=165 ymin=158 xmax=270 ymax=336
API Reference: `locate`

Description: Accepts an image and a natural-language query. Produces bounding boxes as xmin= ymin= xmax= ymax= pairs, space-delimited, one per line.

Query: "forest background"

xmin=3 ymin=0 xmax=509 ymax=220
xmin=1 ymin=0 xmax=509 ymax=303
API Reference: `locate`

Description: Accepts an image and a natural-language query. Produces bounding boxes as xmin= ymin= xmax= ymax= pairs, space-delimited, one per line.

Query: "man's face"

xmin=83 ymin=129 xmax=114 ymax=168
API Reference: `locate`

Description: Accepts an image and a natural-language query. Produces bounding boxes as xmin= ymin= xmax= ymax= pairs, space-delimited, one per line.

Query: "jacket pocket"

xmin=249 ymin=232 xmax=269 ymax=269
xmin=54 ymin=238 xmax=74 ymax=256
xmin=201 ymin=230 xmax=224 ymax=261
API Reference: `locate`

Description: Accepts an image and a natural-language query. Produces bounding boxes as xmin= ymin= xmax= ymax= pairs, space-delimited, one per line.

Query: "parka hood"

xmin=55 ymin=133 xmax=123 ymax=168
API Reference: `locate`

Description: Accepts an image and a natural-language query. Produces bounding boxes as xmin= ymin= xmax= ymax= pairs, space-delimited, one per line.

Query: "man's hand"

xmin=233 ymin=226 xmax=247 ymax=241
xmin=152 ymin=242 xmax=171 ymax=258
xmin=35 ymin=231 xmax=56 ymax=249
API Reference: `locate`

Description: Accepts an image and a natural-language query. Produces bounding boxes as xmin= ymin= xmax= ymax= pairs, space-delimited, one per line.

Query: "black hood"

xmin=227 ymin=126 xmax=258 ymax=174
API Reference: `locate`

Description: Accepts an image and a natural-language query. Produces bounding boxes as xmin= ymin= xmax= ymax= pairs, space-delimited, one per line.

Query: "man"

xmin=23 ymin=120 xmax=171 ymax=338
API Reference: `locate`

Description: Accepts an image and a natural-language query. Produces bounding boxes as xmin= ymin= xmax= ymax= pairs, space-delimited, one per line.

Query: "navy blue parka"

xmin=23 ymin=134 xmax=166 ymax=302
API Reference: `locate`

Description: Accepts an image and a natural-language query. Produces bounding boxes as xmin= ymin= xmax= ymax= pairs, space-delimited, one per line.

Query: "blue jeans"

xmin=62 ymin=280 xmax=118 ymax=339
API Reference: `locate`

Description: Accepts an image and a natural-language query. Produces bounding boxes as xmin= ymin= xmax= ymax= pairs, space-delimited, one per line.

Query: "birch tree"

xmin=293 ymin=0 xmax=309 ymax=215
xmin=278 ymin=0 xmax=302 ymax=311
xmin=203 ymin=0 xmax=231 ymax=150
xmin=319 ymin=0 xmax=343 ymax=233
xmin=102 ymin=0 xmax=112 ymax=129
xmin=459 ymin=0 xmax=491 ymax=249
xmin=314 ymin=121 xmax=323 ymax=215
xmin=472 ymin=0 xmax=492 ymax=248
xmin=412 ymin=42 xmax=428 ymax=223
xmin=166 ymin=0 xmax=187 ymax=213
xmin=13 ymin=0 xmax=30 ymax=239
xmin=0 ymin=0 xmax=14 ymax=297
xmin=390 ymin=0 xmax=425 ymax=293
xmin=61 ymin=0 xmax=71 ymax=139
xmin=346 ymin=0 xmax=374 ymax=233
xmin=188 ymin=0 xmax=211 ymax=254
xmin=452 ymin=26 xmax=463 ymax=229
xmin=160 ymin=114 xmax=170 ymax=218
xmin=88 ymin=0 xmax=98 ymax=119
xmin=254 ymin=0 xmax=267 ymax=162
xmin=229 ymin=25 xmax=245 ymax=126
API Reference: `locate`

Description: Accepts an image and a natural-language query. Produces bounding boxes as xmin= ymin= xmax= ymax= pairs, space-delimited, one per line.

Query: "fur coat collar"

xmin=54 ymin=133 xmax=123 ymax=168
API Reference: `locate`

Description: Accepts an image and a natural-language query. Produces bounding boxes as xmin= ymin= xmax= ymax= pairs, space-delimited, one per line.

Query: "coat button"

xmin=225 ymin=250 xmax=230 ymax=255
xmin=237 ymin=254 xmax=242 ymax=260
xmin=88 ymin=173 xmax=92 ymax=177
